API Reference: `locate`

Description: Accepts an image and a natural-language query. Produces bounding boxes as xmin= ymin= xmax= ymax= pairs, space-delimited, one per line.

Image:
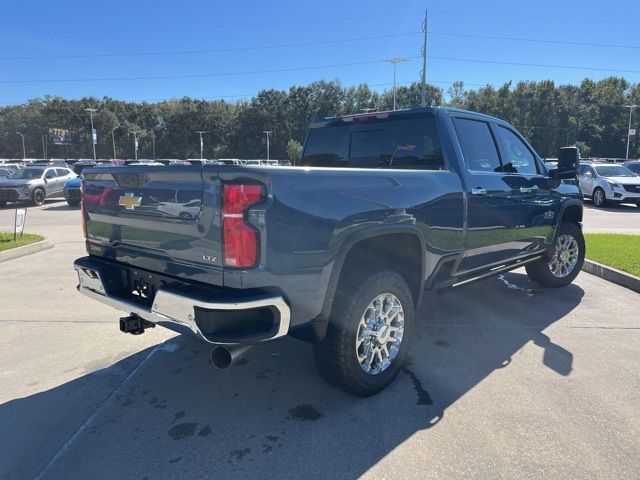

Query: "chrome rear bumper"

xmin=74 ymin=262 xmax=290 ymax=345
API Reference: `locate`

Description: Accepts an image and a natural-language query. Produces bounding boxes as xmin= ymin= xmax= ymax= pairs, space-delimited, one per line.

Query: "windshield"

xmin=594 ymin=165 xmax=636 ymax=177
xmin=625 ymin=163 xmax=640 ymax=174
xmin=9 ymin=168 xmax=45 ymax=179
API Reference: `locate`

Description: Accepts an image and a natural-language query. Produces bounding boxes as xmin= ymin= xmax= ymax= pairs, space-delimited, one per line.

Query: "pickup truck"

xmin=74 ymin=107 xmax=584 ymax=396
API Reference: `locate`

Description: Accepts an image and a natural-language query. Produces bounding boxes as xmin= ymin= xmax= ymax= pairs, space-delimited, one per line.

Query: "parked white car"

xmin=578 ymin=163 xmax=640 ymax=208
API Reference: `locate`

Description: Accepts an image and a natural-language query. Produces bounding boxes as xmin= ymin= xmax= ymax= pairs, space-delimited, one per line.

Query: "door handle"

xmin=519 ymin=187 xmax=536 ymax=193
xmin=471 ymin=187 xmax=487 ymax=195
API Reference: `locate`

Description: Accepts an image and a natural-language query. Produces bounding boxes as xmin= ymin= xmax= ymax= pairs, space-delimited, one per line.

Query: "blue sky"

xmin=1 ymin=0 xmax=639 ymax=105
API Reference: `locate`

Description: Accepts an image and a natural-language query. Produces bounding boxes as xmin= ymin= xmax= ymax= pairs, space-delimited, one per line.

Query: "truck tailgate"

xmin=82 ymin=166 xmax=223 ymax=284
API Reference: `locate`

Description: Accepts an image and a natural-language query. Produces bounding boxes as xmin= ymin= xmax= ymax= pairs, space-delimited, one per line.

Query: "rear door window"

xmin=453 ymin=118 xmax=501 ymax=173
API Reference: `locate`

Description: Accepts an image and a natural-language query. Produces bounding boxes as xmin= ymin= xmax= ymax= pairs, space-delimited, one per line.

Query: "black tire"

xmin=636 ymin=201 xmax=640 ymax=208
xmin=313 ymin=271 xmax=414 ymax=397
xmin=67 ymin=199 xmax=80 ymax=207
xmin=32 ymin=188 xmax=46 ymax=206
xmin=525 ymin=222 xmax=585 ymax=288
xmin=0 ymin=201 xmax=6 ymax=207
xmin=592 ymin=187 xmax=606 ymax=208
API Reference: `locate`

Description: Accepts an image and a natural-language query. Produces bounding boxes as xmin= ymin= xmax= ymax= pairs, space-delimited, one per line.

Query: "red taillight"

xmin=222 ymin=184 xmax=264 ymax=268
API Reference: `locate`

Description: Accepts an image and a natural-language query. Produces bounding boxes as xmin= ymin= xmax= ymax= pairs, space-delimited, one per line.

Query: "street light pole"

xmin=195 ymin=131 xmax=206 ymax=160
xmin=382 ymin=58 xmax=410 ymax=110
xmin=16 ymin=132 xmax=25 ymax=159
xmin=110 ymin=126 xmax=120 ymax=159
xmin=263 ymin=131 xmax=272 ymax=161
xmin=420 ymin=10 xmax=428 ymax=107
xmin=625 ymin=105 xmax=638 ymax=160
xmin=133 ymin=132 xmax=139 ymax=161
xmin=85 ymin=108 xmax=97 ymax=161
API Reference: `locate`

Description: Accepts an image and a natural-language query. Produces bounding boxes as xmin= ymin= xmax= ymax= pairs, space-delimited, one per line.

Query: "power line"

xmin=429 ymin=56 xmax=640 ymax=75
xmin=0 ymin=57 xmax=421 ymax=84
xmin=0 ymin=32 xmax=423 ymax=61
xmin=4 ymin=30 xmax=640 ymax=62
xmin=0 ymin=11 xmax=424 ymax=37
xmin=1 ymin=9 xmax=633 ymax=39
xmin=3 ymin=53 xmax=640 ymax=85
xmin=428 ymin=31 xmax=640 ymax=50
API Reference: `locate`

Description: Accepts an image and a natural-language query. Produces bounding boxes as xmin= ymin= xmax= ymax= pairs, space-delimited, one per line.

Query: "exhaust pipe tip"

xmin=210 ymin=345 xmax=253 ymax=369
xmin=210 ymin=346 xmax=233 ymax=369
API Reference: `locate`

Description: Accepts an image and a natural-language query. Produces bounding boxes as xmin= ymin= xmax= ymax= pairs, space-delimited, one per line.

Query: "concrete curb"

xmin=583 ymin=259 xmax=640 ymax=294
xmin=0 ymin=239 xmax=54 ymax=263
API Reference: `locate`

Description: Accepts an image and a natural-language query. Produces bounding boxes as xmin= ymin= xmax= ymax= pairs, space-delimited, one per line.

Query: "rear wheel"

xmin=313 ymin=271 xmax=414 ymax=397
xmin=592 ymin=187 xmax=606 ymax=208
xmin=32 ymin=188 xmax=45 ymax=206
xmin=525 ymin=222 xmax=585 ymax=287
xmin=635 ymin=200 xmax=640 ymax=208
xmin=0 ymin=201 xmax=6 ymax=207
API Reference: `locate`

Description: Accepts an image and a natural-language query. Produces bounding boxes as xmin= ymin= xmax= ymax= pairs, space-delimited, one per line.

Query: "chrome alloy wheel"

xmin=593 ymin=189 xmax=605 ymax=207
xmin=549 ymin=234 xmax=579 ymax=278
xmin=356 ymin=293 xmax=405 ymax=375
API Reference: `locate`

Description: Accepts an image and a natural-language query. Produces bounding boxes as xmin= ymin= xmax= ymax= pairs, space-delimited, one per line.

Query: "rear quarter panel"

xmin=217 ymin=166 xmax=465 ymax=326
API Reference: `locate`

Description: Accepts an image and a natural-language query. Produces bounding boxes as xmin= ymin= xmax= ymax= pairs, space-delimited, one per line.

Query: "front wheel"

xmin=32 ymin=188 xmax=46 ymax=206
xmin=0 ymin=201 xmax=6 ymax=207
xmin=525 ymin=222 xmax=585 ymax=287
xmin=592 ymin=187 xmax=606 ymax=208
xmin=313 ymin=271 xmax=414 ymax=397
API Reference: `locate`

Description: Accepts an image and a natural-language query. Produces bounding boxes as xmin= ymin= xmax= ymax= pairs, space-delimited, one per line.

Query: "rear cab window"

xmin=301 ymin=115 xmax=445 ymax=170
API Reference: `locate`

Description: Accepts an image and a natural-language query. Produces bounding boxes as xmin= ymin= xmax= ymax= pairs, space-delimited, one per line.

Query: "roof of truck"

xmin=312 ymin=107 xmax=505 ymax=128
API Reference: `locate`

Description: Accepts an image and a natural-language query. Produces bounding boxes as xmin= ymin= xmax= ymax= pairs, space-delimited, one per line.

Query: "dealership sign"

xmin=49 ymin=128 xmax=80 ymax=145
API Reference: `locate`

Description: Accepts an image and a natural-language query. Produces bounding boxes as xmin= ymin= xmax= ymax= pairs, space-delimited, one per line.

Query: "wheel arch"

xmin=289 ymin=225 xmax=428 ymax=344
xmin=559 ymin=201 xmax=583 ymax=226
xmin=325 ymin=225 xmax=426 ymax=316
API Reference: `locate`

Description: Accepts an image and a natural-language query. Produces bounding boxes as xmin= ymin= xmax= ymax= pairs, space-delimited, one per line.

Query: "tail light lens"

xmin=222 ymin=184 xmax=264 ymax=268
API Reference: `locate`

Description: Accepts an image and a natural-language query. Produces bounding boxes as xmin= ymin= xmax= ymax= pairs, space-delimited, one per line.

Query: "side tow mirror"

xmin=550 ymin=146 xmax=580 ymax=180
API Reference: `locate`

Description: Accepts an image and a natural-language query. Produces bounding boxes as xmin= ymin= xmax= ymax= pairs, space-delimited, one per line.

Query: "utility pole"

xmin=110 ymin=126 xmax=120 ymax=159
xmin=152 ymin=134 xmax=156 ymax=160
xmin=195 ymin=131 xmax=206 ymax=160
xmin=85 ymin=108 xmax=97 ymax=161
xmin=420 ymin=9 xmax=428 ymax=107
xmin=133 ymin=132 xmax=139 ymax=161
xmin=41 ymin=134 xmax=46 ymax=159
xmin=382 ymin=57 xmax=410 ymax=110
xmin=263 ymin=131 xmax=272 ymax=161
xmin=16 ymin=132 xmax=25 ymax=159
xmin=625 ymin=105 xmax=638 ymax=159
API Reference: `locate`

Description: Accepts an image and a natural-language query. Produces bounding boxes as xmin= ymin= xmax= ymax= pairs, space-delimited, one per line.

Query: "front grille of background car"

xmin=623 ymin=185 xmax=640 ymax=193
xmin=0 ymin=189 xmax=19 ymax=200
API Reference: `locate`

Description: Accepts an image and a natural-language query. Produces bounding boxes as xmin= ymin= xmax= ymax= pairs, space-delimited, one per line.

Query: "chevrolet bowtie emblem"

xmin=119 ymin=192 xmax=142 ymax=210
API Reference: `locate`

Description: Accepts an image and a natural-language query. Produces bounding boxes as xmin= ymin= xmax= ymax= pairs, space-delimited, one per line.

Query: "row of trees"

xmin=1 ymin=77 xmax=638 ymax=160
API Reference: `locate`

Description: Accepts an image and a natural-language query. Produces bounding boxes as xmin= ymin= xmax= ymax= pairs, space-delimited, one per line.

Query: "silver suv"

xmin=0 ymin=166 xmax=77 ymax=207
xmin=578 ymin=163 xmax=640 ymax=208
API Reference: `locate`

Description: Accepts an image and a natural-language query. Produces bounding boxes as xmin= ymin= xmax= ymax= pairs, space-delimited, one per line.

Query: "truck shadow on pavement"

xmin=1 ymin=272 xmax=583 ymax=480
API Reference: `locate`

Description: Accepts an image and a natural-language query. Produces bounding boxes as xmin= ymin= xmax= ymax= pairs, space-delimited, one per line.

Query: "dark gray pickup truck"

xmin=74 ymin=107 xmax=583 ymax=396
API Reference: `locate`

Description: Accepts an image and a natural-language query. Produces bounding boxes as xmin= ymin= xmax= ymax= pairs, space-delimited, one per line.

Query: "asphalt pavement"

xmin=0 ymin=200 xmax=639 ymax=480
